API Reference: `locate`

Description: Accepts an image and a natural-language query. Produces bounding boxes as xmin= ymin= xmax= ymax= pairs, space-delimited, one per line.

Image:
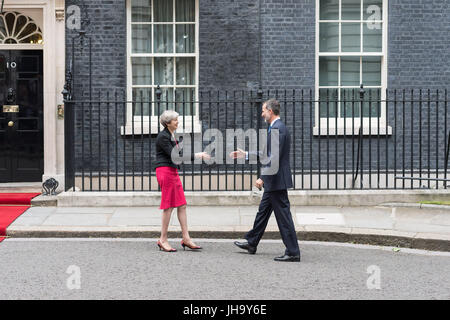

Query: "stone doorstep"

xmin=30 ymin=195 xmax=57 ymax=207
xmin=39 ymin=189 xmax=450 ymax=207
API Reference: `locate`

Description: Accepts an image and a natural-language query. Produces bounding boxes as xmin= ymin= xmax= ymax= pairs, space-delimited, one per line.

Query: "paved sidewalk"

xmin=6 ymin=203 xmax=450 ymax=251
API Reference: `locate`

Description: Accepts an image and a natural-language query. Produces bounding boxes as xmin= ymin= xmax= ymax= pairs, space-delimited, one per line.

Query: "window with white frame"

xmin=315 ymin=0 xmax=390 ymax=135
xmin=126 ymin=0 xmax=199 ymax=134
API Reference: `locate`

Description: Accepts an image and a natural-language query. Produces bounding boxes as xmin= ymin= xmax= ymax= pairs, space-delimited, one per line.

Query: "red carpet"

xmin=0 ymin=193 xmax=40 ymax=242
xmin=0 ymin=193 xmax=40 ymax=205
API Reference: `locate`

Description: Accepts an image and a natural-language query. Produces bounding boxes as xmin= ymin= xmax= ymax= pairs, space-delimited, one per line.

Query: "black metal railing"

xmin=64 ymin=87 xmax=450 ymax=192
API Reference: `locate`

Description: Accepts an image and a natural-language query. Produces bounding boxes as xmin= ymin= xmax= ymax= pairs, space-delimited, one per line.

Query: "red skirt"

xmin=156 ymin=166 xmax=187 ymax=210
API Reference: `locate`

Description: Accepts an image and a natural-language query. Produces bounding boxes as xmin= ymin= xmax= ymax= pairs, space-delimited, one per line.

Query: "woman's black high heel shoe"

xmin=157 ymin=240 xmax=177 ymax=252
xmin=181 ymin=240 xmax=202 ymax=251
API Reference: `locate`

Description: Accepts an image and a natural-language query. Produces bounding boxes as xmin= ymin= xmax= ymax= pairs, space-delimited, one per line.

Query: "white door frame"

xmin=2 ymin=0 xmax=66 ymax=191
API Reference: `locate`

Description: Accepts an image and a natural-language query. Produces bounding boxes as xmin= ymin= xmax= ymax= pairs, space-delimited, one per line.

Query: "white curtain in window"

xmin=154 ymin=0 xmax=173 ymax=22
xmin=154 ymin=25 xmax=173 ymax=53
xmin=176 ymin=57 xmax=195 ymax=85
xmin=176 ymin=0 xmax=195 ymax=22
xmin=155 ymin=57 xmax=174 ymax=85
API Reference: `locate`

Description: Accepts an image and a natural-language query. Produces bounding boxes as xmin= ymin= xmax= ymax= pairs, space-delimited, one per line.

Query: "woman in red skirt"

xmin=155 ymin=110 xmax=210 ymax=252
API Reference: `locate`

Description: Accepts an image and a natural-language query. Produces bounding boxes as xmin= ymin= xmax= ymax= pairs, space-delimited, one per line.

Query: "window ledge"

xmin=313 ymin=126 xmax=392 ymax=136
xmin=121 ymin=119 xmax=202 ymax=136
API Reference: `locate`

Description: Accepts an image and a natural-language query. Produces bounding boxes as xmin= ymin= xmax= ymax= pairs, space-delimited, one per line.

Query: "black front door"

xmin=0 ymin=50 xmax=43 ymax=182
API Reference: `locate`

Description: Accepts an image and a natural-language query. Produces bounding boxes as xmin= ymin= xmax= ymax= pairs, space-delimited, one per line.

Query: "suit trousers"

xmin=245 ymin=190 xmax=300 ymax=256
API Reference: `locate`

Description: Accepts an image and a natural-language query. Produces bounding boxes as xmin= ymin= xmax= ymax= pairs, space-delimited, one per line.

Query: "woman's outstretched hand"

xmin=195 ymin=152 xmax=211 ymax=161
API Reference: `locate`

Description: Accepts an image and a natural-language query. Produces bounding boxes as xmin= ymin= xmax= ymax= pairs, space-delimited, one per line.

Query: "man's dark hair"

xmin=264 ymin=99 xmax=281 ymax=115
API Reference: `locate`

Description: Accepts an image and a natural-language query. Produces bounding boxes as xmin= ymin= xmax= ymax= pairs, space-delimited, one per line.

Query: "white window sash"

xmin=315 ymin=0 xmax=389 ymax=135
xmin=125 ymin=0 xmax=200 ymax=135
xmin=121 ymin=115 xmax=202 ymax=135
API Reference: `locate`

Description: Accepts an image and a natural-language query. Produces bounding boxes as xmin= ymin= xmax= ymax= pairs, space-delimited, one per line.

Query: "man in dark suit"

xmin=230 ymin=99 xmax=301 ymax=262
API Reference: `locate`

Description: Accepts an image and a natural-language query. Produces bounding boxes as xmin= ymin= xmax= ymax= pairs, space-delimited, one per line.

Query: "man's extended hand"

xmin=229 ymin=148 xmax=246 ymax=159
xmin=254 ymin=178 xmax=264 ymax=190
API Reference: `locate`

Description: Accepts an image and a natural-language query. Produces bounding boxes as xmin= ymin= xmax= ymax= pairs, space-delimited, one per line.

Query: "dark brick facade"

xmin=260 ymin=0 xmax=315 ymax=89
xmin=66 ymin=0 xmax=127 ymax=95
xmin=199 ymin=0 xmax=260 ymax=91
xmin=65 ymin=0 xmax=450 ymax=182
xmin=65 ymin=0 xmax=450 ymax=92
xmin=388 ymin=0 xmax=450 ymax=88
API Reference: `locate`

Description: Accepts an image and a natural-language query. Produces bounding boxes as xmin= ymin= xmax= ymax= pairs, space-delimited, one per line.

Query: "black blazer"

xmin=155 ymin=127 xmax=181 ymax=169
xmin=260 ymin=119 xmax=293 ymax=192
xmin=155 ymin=127 xmax=195 ymax=169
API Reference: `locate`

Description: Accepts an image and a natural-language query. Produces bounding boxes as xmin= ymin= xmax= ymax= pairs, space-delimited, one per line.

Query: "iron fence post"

xmin=359 ymin=84 xmax=365 ymax=189
xmin=256 ymin=88 xmax=263 ymax=178
xmin=62 ymin=75 xmax=74 ymax=191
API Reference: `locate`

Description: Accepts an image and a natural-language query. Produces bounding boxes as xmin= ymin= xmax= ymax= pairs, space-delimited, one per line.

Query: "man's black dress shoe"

xmin=234 ymin=241 xmax=257 ymax=254
xmin=274 ymin=254 xmax=301 ymax=262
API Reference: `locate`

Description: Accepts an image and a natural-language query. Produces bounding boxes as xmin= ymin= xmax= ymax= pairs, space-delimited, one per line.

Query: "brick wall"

xmin=260 ymin=0 xmax=315 ymax=89
xmin=388 ymin=0 xmax=450 ymax=88
xmin=65 ymin=0 xmax=450 ymax=94
xmin=64 ymin=0 xmax=450 ymax=180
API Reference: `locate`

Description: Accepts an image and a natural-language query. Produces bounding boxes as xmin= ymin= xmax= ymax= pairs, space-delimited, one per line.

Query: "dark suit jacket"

xmin=260 ymin=119 xmax=293 ymax=192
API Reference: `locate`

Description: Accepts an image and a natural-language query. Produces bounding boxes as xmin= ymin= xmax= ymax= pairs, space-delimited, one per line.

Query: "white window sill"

xmin=313 ymin=126 xmax=392 ymax=136
xmin=121 ymin=119 xmax=202 ymax=136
